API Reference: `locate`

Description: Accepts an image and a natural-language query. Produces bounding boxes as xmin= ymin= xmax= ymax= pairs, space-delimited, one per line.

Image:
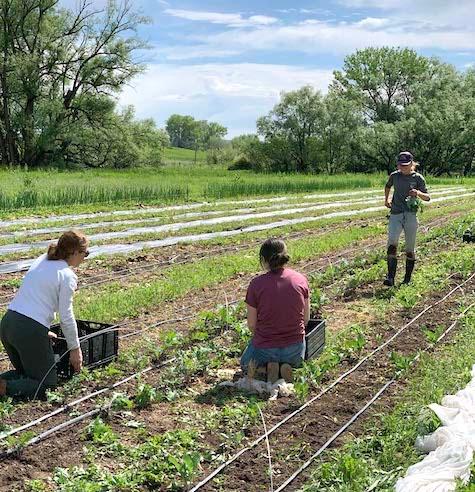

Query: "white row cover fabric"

xmin=219 ymin=377 xmax=295 ymax=400
xmin=395 ymin=364 xmax=475 ymax=491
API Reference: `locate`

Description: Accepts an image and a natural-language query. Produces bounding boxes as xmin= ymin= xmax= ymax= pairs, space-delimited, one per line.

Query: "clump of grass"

xmin=204 ymin=174 xmax=385 ymax=199
xmin=0 ymin=184 xmax=189 ymax=210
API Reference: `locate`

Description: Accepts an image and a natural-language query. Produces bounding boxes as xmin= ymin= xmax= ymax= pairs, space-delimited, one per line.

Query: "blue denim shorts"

xmin=240 ymin=340 xmax=305 ymax=371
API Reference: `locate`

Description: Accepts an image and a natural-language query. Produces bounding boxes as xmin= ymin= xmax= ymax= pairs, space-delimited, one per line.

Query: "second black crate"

xmin=463 ymin=230 xmax=475 ymax=243
xmin=51 ymin=320 xmax=118 ymax=379
xmin=305 ymin=318 xmax=325 ymax=360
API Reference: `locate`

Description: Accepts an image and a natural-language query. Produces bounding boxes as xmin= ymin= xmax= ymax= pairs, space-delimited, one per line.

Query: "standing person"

xmin=240 ymin=238 xmax=310 ymax=383
xmin=0 ymin=230 xmax=89 ymax=399
xmin=384 ymin=151 xmax=431 ymax=286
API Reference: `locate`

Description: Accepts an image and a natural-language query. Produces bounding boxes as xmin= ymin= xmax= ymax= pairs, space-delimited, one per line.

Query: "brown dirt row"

xmin=0 ymin=216 xmax=461 ymax=443
xmin=199 ymin=276 xmax=475 ymax=491
xmin=0 ymin=214 xmax=386 ymax=302
xmin=0 ymin=239 xmax=469 ymax=491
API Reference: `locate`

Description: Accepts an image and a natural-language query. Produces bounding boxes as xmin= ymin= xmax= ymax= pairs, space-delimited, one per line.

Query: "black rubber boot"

xmin=383 ymin=257 xmax=397 ymax=286
xmin=402 ymin=258 xmax=416 ymax=284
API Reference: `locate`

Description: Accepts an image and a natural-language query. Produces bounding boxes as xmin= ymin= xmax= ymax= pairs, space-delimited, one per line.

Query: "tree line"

xmin=1 ymin=1 xmax=473 ymax=175
xmin=239 ymin=48 xmax=475 ymax=176
xmin=0 ymin=0 xmax=170 ymax=168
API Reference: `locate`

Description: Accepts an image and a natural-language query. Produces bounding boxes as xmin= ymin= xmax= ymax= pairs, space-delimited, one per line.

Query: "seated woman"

xmin=0 ymin=230 xmax=89 ymax=400
xmin=241 ymin=238 xmax=310 ymax=383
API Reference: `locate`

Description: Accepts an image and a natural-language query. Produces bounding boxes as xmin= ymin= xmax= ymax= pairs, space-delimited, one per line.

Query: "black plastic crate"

xmin=305 ymin=318 xmax=325 ymax=360
xmin=50 ymin=320 xmax=118 ymax=379
xmin=463 ymin=230 xmax=475 ymax=243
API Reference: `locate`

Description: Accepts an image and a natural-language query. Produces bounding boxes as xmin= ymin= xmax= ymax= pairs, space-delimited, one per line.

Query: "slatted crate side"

xmin=51 ymin=320 xmax=118 ymax=379
xmin=305 ymin=319 xmax=326 ymax=360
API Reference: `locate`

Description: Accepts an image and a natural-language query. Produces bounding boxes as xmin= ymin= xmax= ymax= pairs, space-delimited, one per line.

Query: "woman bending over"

xmin=0 ymin=230 xmax=89 ymax=399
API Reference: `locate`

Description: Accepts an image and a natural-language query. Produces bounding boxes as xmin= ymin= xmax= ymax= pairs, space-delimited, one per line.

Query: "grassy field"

xmin=0 ymin=158 xmax=474 ymax=217
xmin=162 ymin=146 xmax=207 ymax=165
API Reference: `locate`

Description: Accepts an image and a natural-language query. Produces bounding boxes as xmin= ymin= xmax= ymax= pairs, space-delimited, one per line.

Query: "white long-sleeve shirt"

xmin=9 ymin=254 xmax=80 ymax=350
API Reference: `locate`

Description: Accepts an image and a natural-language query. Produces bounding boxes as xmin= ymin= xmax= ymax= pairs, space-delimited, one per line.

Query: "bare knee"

xmin=406 ymin=251 xmax=415 ymax=260
xmin=387 ymin=245 xmax=397 ymax=257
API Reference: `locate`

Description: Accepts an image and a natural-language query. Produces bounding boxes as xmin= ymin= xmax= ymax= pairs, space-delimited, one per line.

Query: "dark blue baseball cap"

xmin=397 ymin=151 xmax=413 ymax=166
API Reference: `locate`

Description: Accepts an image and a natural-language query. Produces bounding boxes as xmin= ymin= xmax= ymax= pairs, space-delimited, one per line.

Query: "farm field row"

xmin=0 ymin=206 xmax=474 ymax=491
xmin=0 ymin=203 xmax=471 ymax=326
xmin=1 ymin=167 xmax=474 ymax=218
xmin=0 ymin=188 xmax=472 ymax=274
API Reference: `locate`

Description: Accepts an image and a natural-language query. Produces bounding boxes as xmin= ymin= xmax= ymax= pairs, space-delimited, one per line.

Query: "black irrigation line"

xmin=0 ymin=358 xmax=177 ymax=459
xmin=1 ymin=269 xmax=470 ymax=466
xmin=274 ymin=299 xmax=475 ymax=492
xmin=188 ymin=272 xmax=475 ymax=491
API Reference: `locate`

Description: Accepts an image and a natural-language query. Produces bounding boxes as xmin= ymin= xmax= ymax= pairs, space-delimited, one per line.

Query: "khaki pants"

xmin=387 ymin=212 xmax=418 ymax=253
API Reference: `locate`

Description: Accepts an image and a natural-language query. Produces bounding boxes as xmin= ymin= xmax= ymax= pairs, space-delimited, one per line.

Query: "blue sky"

xmin=60 ymin=0 xmax=475 ymax=137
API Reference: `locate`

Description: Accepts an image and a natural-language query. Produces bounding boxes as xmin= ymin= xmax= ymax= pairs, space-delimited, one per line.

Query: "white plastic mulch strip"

xmin=0 ymin=193 xmax=383 ymax=239
xmin=0 ymin=192 xmax=472 ymax=275
xmin=0 ymin=188 xmax=470 ymax=258
xmin=0 ymin=187 xmax=463 ymax=231
xmin=0 ymin=187 xmax=465 ymax=240
xmin=395 ymin=364 xmax=475 ymax=491
xmin=0 ymin=195 xmax=382 ymax=255
xmin=0 ymin=188 xmax=381 ymax=229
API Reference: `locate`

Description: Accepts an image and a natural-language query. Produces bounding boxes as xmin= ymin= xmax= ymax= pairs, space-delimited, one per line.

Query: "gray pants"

xmin=387 ymin=212 xmax=418 ymax=254
xmin=0 ymin=310 xmax=57 ymax=399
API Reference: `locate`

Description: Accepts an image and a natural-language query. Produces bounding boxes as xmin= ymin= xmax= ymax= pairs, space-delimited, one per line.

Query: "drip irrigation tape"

xmin=188 ymin=272 xmax=475 ymax=491
xmin=0 ymin=358 xmax=176 ymax=446
xmin=274 ymin=302 xmax=475 ymax=491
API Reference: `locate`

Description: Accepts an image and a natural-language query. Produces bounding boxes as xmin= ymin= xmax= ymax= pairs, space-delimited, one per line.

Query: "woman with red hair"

xmin=0 ymin=230 xmax=89 ymax=399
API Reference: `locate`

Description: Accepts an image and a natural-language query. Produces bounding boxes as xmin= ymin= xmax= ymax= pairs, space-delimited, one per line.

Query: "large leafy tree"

xmin=257 ymin=85 xmax=325 ymax=172
xmin=332 ymin=47 xmax=431 ymax=123
xmin=0 ymin=0 xmax=147 ymax=167
xmin=165 ymin=114 xmax=197 ymax=149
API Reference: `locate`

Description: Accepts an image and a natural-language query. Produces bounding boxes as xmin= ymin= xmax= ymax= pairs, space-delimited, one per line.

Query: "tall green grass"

xmin=0 ymin=185 xmax=189 ymax=210
xmin=0 ymin=166 xmax=473 ymax=213
xmin=204 ymin=174 xmax=387 ymax=199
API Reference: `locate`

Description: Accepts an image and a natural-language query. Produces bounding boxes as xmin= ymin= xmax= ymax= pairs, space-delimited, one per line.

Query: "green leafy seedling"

xmin=294 ymin=380 xmax=310 ymax=403
xmin=134 ymin=383 xmax=157 ymax=409
xmin=110 ymin=392 xmax=134 ymax=411
xmin=390 ymin=351 xmax=413 ymax=375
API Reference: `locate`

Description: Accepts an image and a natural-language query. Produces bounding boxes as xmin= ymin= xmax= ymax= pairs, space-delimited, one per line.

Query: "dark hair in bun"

xmin=259 ymin=238 xmax=290 ymax=271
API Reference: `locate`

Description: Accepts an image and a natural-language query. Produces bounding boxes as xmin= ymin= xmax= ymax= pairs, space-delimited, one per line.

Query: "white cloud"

xmin=119 ymin=63 xmax=333 ymax=137
xmin=163 ymin=9 xmax=278 ymax=27
xmin=160 ymin=19 xmax=475 ymax=61
xmin=338 ymin=0 xmax=475 ymax=29
xmin=355 ymin=17 xmax=390 ymax=29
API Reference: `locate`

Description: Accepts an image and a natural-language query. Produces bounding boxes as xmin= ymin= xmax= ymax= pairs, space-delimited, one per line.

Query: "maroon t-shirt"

xmin=245 ymin=267 xmax=309 ymax=349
